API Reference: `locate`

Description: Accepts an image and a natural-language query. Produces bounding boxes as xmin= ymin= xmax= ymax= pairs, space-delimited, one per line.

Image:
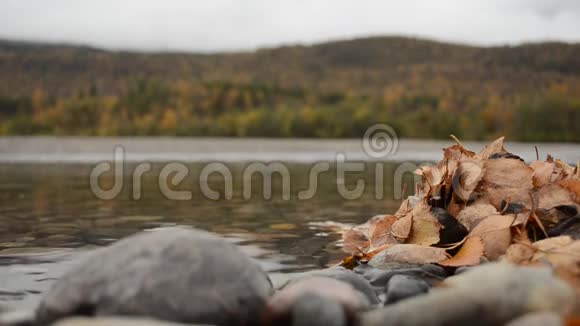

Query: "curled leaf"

xmin=456 ymin=203 xmax=499 ymax=231
xmin=440 ymin=236 xmax=484 ymax=267
xmin=369 ymin=244 xmax=449 ymax=265
xmin=469 ymin=214 xmax=520 ymax=260
xmin=407 ymin=203 xmax=441 ymax=246
xmin=391 ymin=213 xmax=413 ymax=240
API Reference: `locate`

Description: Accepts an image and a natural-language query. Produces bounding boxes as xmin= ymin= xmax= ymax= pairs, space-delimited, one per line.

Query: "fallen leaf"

xmin=370 ymin=244 xmax=449 ymax=265
xmin=394 ymin=198 xmax=413 ymax=217
xmin=475 ymin=136 xmax=505 ymax=160
xmin=535 ymin=184 xmax=576 ymax=211
xmin=481 ymin=158 xmax=534 ymax=210
xmin=440 ymin=236 xmax=484 ymax=267
xmin=341 ymin=215 xmax=399 ymax=254
xmin=407 ymin=203 xmax=441 ymax=246
xmin=456 ymin=203 xmax=499 ymax=231
xmin=453 ymin=159 xmax=485 ymax=202
xmin=469 ymin=214 xmax=519 ymax=260
xmin=416 ymin=165 xmax=445 ymax=200
xmin=391 ymin=212 xmax=413 ymax=240
xmin=368 ymin=215 xmax=399 ymax=250
xmin=554 ymin=160 xmax=577 ymax=181
xmin=559 ymin=179 xmax=580 ymax=203
xmin=503 ymin=230 xmax=536 ymax=264
xmin=531 ymin=236 xmax=580 ymax=293
xmin=533 ymin=235 xmax=574 ymax=253
xmin=342 ymin=229 xmax=369 ymax=254
xmin=529 ymin=160 xmax=555 ymax=188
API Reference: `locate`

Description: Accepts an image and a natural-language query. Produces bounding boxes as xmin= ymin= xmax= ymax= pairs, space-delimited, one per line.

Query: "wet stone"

xmin=35 ymin=228 xmax=274 ymax=326
xmin=384 ymin=275 xmax=430 ymax=305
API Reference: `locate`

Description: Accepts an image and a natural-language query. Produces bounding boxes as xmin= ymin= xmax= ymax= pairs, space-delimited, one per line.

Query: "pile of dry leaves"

xmin=340 ymin=137 xmax=580 ymax=293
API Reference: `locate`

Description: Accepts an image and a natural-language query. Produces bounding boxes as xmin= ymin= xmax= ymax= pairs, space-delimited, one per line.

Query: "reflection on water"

xmin=0 ymin=161 xmax=415 ymax=308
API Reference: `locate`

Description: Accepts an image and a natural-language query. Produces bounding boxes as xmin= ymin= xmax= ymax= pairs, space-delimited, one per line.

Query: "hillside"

xmin=0 ymin=36 xmax=579 ymax=141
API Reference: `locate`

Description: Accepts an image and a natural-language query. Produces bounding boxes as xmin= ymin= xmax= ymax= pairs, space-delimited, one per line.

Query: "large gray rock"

xmin=35 ymin=228 xmax=274 ymax=325
xmin=361 ymin=263 xmax=575 ymax=326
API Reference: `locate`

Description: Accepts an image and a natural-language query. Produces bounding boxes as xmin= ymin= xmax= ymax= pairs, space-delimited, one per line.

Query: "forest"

xmin=0 ymin=36 xmax=579 ymax=141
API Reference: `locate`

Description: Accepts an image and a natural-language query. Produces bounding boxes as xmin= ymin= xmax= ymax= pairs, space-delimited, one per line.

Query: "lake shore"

xmin=1 ymin=136 xmax=579 ymax=163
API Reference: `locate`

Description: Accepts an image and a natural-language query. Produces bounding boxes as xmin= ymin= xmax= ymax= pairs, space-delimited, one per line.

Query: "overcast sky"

xmin=1 ymin=0 xmax=579 ymax=52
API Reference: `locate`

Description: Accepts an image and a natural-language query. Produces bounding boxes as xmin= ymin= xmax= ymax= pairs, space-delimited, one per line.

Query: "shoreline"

xmin=1 ymin=136 xmax=578 ymax=163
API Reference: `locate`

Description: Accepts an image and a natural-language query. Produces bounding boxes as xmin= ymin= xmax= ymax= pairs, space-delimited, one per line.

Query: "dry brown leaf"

xmin=554 ymin=160 xmax=576 ymax=180
xmin=368 ymin=215 xmax=399 ymax=250
xmin=533 ymin=235 xmax=574 ymax=253
xmin=469 ymin=214 xmax=520 ymax=260
xmin=529 ymin=160 xmax=556 ymax=188
xmin=453 ymin=159 xmax=485 ymax=202
xmin=531 ymin=236 xmax=580 ymax=292
xmin=559 ymin=179 xmax=580 ymax=203
xmin=342 ymin=229 xmax=369 ymax=254
xmin=407 ymin=202 xmax=441 ymax=246
xmin=456 ymin=203 xmax=499 ymax=231
xmin=394 ymin=198 xmax=412 ymax=217
xmin=534 ymin=184 xmax=576 ymax=211
xmin=475 ymin=136 xmax=506 ymax=160
xmin=391 ymin=212 xmax=413 ymax=240
xmin=342 ymin=215 xmax=400 ymax=254
xmin=483 ymin=158 xmax=533 ymax=188
xmin=503 ymin=243 xmax=536 ymax=264
xmin=439 ymin=236 xmax=484 ymax=267
xmin=481 ymin=158 xmax=534 ymax=210
xmin=416 ymin=165 xmax=446 ymax=199
xmin=446 ymin=196 xmax=465 ymax=217
xmin=443 ymin=144 xmax=476 ymax=161
xmin=372 ymin=244 xmax=449 ymax=265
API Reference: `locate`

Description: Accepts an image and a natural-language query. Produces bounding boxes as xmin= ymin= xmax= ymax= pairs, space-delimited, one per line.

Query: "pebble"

xmin=286 ymin=267 xmax=380 ymax=306
xmin=383 ymin=275 xmax=430 ymax=305
xmin=360 ymin=263 xmax=575 ymax=326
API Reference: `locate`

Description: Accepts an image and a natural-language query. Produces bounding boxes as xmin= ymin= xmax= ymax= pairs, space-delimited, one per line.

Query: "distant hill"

xmin=0 ymin=36 xmax=579 ymax=141
xmin=2 ymin=36 xmax=580 ymax=96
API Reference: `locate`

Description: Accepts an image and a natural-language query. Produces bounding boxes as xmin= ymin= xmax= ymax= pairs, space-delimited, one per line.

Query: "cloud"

xmin=0 ymin=0 xmax=578 ymax=52
xmin=511 ymin=0 xmax=580 ymax=19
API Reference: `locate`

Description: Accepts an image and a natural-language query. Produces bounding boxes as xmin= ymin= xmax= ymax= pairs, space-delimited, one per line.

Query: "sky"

xmin=1 ymin=0 xmax=579 ymax=52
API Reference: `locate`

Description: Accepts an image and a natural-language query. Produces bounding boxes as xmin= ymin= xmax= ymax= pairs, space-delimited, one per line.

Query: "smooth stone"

xmin=285 ymin=267 xmax=380 ymax=306
xmin=384 ymin=275 xmax=430 ymax=305
xmin=266 ymin=276 xmax=369 ymax=326
xmin=0 ymin=308 xmax=36 ymax=326
xmin=354 ymin=263 xmax=449 ymax=288
xmin=360 ymin=263 xmax=575 ymax=326
xmin=52 ymin=317 xmax=212 ymax=326
xmin=36 ymin=228 xmax=274 ymax=325
xmin=505 ymin=312 xmax=563 ymax=326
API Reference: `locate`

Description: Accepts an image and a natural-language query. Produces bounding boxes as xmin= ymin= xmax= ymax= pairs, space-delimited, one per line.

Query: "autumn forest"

xmin=0 ymin=36 xmax=579 ymax=141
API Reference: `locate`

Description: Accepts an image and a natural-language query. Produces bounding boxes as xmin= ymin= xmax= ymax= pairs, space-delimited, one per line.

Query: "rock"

xmin=52 ymin=316 xmax=210 ymax=326
xmin=0 ymin=308 xmax=36 ymax=326
xmin=36 ymin=228 xmax=274 ymax=325
xmin=360 ymin=263 xmax=575 ymax=326
xmin=384 ymin=275 xmax=430 ymax=305
xmin=286 ymin=267 xmax=380 ymax=305
xmin=354 ymin=263 xmax=449 ymax=288
xmin=265 ymin=276 xmax=371 ymax=326
xmin=505 ymin=312 xmax=563 ymax=326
